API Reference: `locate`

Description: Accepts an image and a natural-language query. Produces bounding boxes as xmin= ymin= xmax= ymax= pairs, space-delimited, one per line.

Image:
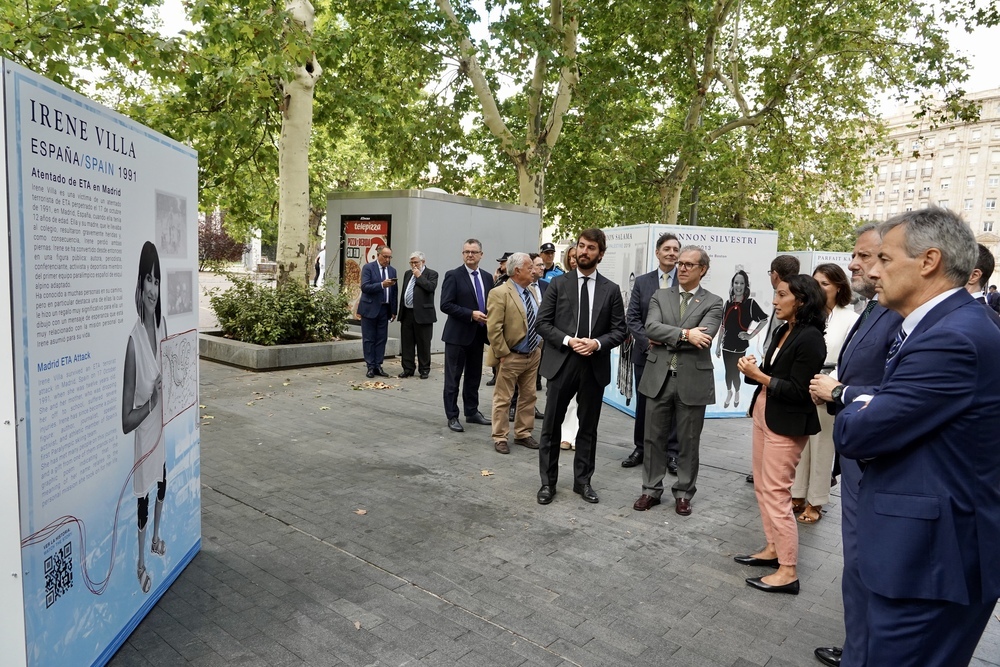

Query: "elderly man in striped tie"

xmin=486 ymin=252 xmax=543 ymax=454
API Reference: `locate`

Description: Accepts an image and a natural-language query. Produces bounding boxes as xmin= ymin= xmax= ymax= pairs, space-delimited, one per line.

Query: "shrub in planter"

xmin=209 ymin=274 xmax=350 ymax=345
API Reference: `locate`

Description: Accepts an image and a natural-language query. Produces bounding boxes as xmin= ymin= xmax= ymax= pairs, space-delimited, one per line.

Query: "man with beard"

xmin=535 ymin=229 xmax=627 ymax=505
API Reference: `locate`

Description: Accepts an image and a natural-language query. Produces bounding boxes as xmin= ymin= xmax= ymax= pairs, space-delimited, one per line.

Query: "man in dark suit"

xmin=634 ymin=246 xmax=723 ymax=516
xmin=623 ymin=232 xmax=680 ymax=469
xmin=440 ymin=239 xmax=494 ymax=432
xmin=988 ymin=284 xmax=1000 ymax=313
xmin=966 ymin=244 xmax=1000 ymax=328
xmin=397 ymin=251 xmax=438 ymax=379
xmin=358 ymin=244 xmax=397 ymax=379
xmin=835 ymin=208 xmax=1000 ymax=667
xmin=536 ymin=228 xmax=627 ymax=505
xmin=809 ymin=223 xmax=902 ymax=667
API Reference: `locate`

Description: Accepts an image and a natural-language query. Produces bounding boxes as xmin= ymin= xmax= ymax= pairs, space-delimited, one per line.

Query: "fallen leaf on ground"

xmin=354 ymin=509 xmax=367 ymax=515
xmin=198 ymin=404 xmax=206 ymax=409
xmin=282 ymin=382 xmax=290 ymax=386
xmin=354 ymin=621 xmax=361 ymax=630
xmin=320 ymin=406 xmax=330 ymax=410
xmin=203 ymin=415 xmax=214 ymax=419
xmin=481 ymin=470 xmax=493 ymax=476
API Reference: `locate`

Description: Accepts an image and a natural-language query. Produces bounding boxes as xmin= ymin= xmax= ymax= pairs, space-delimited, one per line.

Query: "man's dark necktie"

xmin=860 ymin=299 xmax=877 ymax=323
xmin=885 ymin=328 xmax=907 ymax=365
xmin=473 ymin=271 xmax=485 ymax=321
xmin=578 ymin=276 xmax=590 ymax=338
xmin=522 ymin=289 xmax=537 ymax=351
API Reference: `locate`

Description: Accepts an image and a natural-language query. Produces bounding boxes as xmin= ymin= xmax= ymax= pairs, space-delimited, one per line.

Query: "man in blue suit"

xmin=358 ymin=245 xmax=397 ymax=379
xmin=440 ymin=239 xmax=495 ymax=432
xmin=834 ymin=208 xmax=1000 ymax=667
xmin=809 ymin=223 xmax=902 ymax=667
xmin=623 ymin=232 xmax=680 ymax=469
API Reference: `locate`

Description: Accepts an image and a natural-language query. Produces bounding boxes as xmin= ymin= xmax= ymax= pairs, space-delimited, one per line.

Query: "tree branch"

xmin=434 ymin=0 xmax=517 ymax=156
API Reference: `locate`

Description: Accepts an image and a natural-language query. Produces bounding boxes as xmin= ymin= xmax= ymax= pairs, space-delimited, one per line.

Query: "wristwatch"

xmin=831 ymin=384 xmax=844 ymax=405
xmin=679 ymin=329 xmax=688 ymax=343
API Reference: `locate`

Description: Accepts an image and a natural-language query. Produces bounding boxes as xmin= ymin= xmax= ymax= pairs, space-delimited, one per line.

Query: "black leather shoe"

xmin=398 ymin=371 xmax=414 ymax=378
xmin=419 ymin=372 xmax=429 ymax=379
xmin=666 ymin=456 xmax=679 ymax=475
xmin=375 ymin=367 xmax=389 ymax=378
xmin=746 ymin=473 xmax=754 ymax=483
xmin=745 ymin=576 xmax=799 ymax=595
xmin=573 ymin=484 xmax=599 ymax=503
xmin=365 ymin=369 xmax=375 ymax=378
xmin=621 ymin=451 xmax=643 ymax=468
xmin=534 ymin=407 xmax=544 ymax=419
xmin=466 ymin=412 xmax=491 ymax=425
xmin=537 ymin=485 xmax=555 ymax=504
xmin=814 ymin=646 xmax=843 ymax=667
xmin=486 ymin=376 xmax=497 ymax=387
xmin=733 ymin=555 xmax=780 ymax=568
xmin=447 ymin=418 xmax=464 ymax=432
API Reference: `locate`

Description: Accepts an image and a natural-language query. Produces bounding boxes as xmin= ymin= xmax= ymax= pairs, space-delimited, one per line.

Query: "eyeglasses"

xmin=463 ymin=250 xmax=482 ymax=255
xmin=676 ymin=261 xmax=703 ymax=270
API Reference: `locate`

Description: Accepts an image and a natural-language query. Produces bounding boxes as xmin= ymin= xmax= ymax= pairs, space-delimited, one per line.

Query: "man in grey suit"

xmin=633 ymin=246 xmax=723 ymax=516
xmin=623 ymin=232 xmax=680 ymax=469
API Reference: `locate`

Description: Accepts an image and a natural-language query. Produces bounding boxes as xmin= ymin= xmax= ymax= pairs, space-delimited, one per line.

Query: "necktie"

xmin=381 ymin=266 xmax=389 ymax=303
xmin=578 ymin=276 xmax=591 ymax=338
xmin=860 ymin=299 xmax=877 ymax=323
xmin=522 ymin=288 xmax=537 ymax=351
xmin=885 ymin=328 xmax=907 ymax=365
xmin=660 ymin=272 xmax=668 ymax=289
xmin=671 ymin=292 xmax=692 ymax=370
xmin=405 ymin=273 xmax=415 ymax=308
xmin=473 ymin=270 xmax=485 ymax=312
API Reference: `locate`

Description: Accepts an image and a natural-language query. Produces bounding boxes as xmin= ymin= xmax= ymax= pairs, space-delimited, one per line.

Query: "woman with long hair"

xmin=559 ymin=245 xmax=580 ymax=450
xmin=715 ymin=270 xmax=769 ymax=408
xmin=792 ymin=264 xmax=858 ymax=523
xmin=121 ymin=241 xmax=168 ymax=593
xmin=735 ymin=274 xmax=826 ymax=595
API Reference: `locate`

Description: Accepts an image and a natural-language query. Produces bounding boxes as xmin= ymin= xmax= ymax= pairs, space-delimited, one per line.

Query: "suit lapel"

xmin=840 ymin=303 xmax=885 ymax=369
xmin=507 ymin=281 xmax=526 ymax=319
xmin=679 ymin=286 xmax=706 ymax=326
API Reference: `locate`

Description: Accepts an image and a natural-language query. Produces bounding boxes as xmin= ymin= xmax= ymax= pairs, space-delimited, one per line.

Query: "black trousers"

xmin=443 ymin=341 xmax=484 ymax=419
xmin=539 ymin=355 xmax=605 ymax=487
xmin=398 ymin=307 xmax=432 ymax=374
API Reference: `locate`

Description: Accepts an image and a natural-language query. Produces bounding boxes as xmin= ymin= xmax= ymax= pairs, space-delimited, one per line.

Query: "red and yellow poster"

xmin=341 ymin=215 xmax=390 ymax=318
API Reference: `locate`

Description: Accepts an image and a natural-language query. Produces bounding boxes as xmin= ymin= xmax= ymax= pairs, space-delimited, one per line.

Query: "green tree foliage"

xmin=0 ymin=0 xmax=181 ymax=91
xmin=546 ymin=0 xmax=975 ymax=237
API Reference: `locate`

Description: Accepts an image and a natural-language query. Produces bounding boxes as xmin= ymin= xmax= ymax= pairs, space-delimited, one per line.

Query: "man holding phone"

xmin=359 ymin=244 xmax=397 ymax=378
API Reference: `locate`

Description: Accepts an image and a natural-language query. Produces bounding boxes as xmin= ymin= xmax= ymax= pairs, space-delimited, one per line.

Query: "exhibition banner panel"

xmin=789 ymin=250 xmax=853 ymax=278
xmin=3 ymin=60 xmax=201 ymax=667
xmin=602 ymin=225 xmax=778 ymax=419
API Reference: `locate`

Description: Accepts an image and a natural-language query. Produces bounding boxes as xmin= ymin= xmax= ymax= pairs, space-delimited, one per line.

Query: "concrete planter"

xmin=199 ymin=330 xmax=398 ymax=371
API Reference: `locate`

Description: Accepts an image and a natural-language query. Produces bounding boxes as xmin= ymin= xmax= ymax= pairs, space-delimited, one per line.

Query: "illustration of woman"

xmin=121 ymin=241 xmax=167 ymax=593
xmin=715 ymin=270 xmax=768 ymax=408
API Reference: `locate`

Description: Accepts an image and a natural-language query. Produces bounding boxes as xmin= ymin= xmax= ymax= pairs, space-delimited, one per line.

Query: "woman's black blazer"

xmin=746 ymin=322 xmax=826 ymax=437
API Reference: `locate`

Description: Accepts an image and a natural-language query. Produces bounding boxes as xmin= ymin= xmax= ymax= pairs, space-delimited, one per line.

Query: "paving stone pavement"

xmin=108 ymin=356 xmax=1000 ymax=667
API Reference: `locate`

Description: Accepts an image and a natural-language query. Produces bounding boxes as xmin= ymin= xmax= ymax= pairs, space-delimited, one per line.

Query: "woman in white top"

xmin=121 ymin=241 xmax=167 ymax=593
xmin=792 ymin=264 xmax=858 ymax=523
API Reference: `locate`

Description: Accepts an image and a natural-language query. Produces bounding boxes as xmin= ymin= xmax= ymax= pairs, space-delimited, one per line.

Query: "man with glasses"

xmin=440 ymin=239 xmax=495 ymax=432
xmin=633 ymin=247 xmax=722 ymax=516
xmin=397 ymin=251 xmax=438 ymax=379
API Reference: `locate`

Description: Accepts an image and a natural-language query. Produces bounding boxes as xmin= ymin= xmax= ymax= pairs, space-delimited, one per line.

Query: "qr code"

xmin=44 ymin=541 xmax=73 ymax=608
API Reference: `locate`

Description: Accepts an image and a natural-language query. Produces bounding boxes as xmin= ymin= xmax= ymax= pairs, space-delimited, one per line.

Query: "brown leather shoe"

xmin=514 ymin=436 xmax=539 ymax=449
xmin=494 ymin=441 xmax=509 ymax=454
xmin=632 ymin=494 xmax=661 ymax=511
xmin=675 ymin=498 xmax=692 ymax=516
